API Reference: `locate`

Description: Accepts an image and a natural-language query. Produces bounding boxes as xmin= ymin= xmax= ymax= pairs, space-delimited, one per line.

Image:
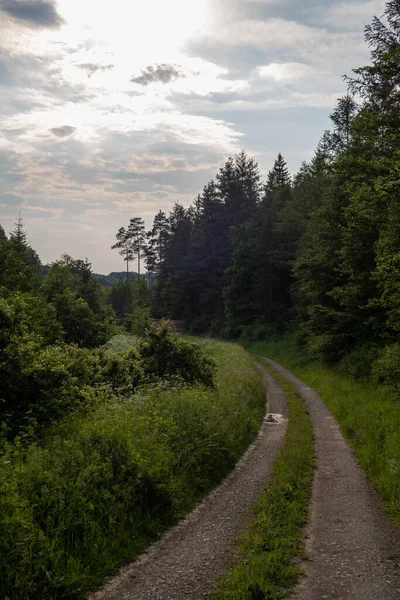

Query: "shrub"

xmin=124 ymin=307 xmax=152 ymax=336
xmin=138 ymin=322 xmax=216 ymax=387
xmin=339 ymin=343 xmax=380 ymax=379
xmin=372 ymin=343 xmax=400 ymax=390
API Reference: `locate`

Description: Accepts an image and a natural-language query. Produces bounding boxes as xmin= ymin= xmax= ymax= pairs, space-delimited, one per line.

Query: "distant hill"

xmin=93 ymin=271 xmax=141 ymax=286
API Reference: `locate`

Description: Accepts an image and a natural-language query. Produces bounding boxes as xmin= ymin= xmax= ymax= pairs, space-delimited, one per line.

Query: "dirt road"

xmin=91 ymin=359 xmax=400 ymax=600
xmin=90 ymin=368 xmax=287 ymax=600
xmin=265 ymin=358 xmax=400 ymax=600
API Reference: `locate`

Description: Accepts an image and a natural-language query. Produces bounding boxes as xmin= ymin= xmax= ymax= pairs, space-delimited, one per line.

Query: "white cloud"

xmin=325 ymin=0 xmax=386 ymax=31
xmin=258 ymin=62 xmax=316 ymax=81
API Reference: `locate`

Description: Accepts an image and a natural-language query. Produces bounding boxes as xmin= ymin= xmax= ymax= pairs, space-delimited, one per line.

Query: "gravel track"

xmin=90 ymin=368 xmax=287 ymax=600
xmin=264 ymin=358 xmax=400 ymax=600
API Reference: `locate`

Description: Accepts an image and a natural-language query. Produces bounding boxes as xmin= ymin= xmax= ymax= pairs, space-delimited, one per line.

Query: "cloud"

xmin=0 ymin=0 xmax=65 ymax=28
xmin=258 ymin=62 xmax=316 ymax=81
xmin=131 ymin=63 xmax=184 ymax=86
xmin=78 ymin=62 xmax=115 ymax=77
xmin=325 ymin=0 xmax=386 ymax=31
xmin=50 ymin=125 xmax=77 ymax=137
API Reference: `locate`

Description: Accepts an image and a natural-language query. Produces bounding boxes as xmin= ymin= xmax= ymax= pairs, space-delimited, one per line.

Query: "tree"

xmin=345 ymin=1 xmax=400 ymax=154
xmin=128 ymin=217 xmax=146 ymax=298
xmin=217 ymin=151 xmax=261 ymax=227
xmin=147 ymin=211 xmax=170 ymax=274
xmin=1 ymin=216 xmax=42 ymax=292
xmin=0 ymin=224 xmax=7 ymax=243
xmin=329 ymin=95 xmax=358 ymax=153
xmin=111 ymin=227 xmax=135 ymax=281
xmin=265 ymin=153 xmax=291 ymax=192
xmin=153 ymin=204 xmax=193 ymax=319
xmin=144 ymin=236 xmax=157 ymax=288
xmin=253 ymin=153 xmax=293 ymax=326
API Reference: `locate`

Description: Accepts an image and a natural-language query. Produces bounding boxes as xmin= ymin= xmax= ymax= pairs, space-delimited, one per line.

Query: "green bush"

xmin=339 ymin=343 xmax=380 ymax=379
xmin=124 ymin=307 xmax=152 ymax=336
xmin=139 ymin=322 xmax=216 ymax=387
xmin=372 ymin=343 xmax=400 ymax=390
xmin=0 ymin=340 xmax=265 ymax=599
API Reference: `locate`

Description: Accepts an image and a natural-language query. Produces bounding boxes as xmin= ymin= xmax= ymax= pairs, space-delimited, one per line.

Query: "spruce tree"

xmin=0 ymin=224 xmax=7 ymax=243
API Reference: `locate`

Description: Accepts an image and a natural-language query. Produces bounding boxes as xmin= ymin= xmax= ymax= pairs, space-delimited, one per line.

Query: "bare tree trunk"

xmin=138 ymin=247 xmax=141 ymax=299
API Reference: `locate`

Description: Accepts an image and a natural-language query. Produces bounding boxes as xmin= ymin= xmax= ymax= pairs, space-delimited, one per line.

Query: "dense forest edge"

xmin=145 ymin=0 xmax=400 ymax=391
xmin=1 ymin=1 xmax=400 ymax=598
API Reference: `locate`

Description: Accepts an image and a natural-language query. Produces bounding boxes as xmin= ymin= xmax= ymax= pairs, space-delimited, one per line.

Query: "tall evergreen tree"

xmin=265 ymin=153 xmax=291 ymax=192
xmin=329 ymin=95 xmax=358 ymax=153
xmin=0 ymin=224 xmax=7 ymax=243
xmin=111 ymin=227 xmax=135 ymax=281
xmin=147 ymin=210 xmax=170 ymax=274
xmin=128 ymin=217 xmax=146 ymax=296
xmin=253 ymin=153 xmax=292 ymax=326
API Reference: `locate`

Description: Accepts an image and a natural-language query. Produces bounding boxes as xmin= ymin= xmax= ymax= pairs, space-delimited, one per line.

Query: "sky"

xmin=0 ymin=0 xmax=387 ymax=273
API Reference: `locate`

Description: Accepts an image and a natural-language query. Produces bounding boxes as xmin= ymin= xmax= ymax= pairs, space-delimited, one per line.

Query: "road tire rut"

xmin=264 ymin=358 xmax=400 ymax=600
xmin=90 ymin=368 xmax=287 ymax=600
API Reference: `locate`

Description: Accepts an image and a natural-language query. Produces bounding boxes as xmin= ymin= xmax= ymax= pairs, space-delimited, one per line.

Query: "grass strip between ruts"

xmin=211 ymin=357 xmax=315 ymax=600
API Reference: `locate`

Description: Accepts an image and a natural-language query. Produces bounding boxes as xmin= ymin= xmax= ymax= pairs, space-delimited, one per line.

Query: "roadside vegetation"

xmin=212 ymin=358 xmax=314 ymax=600
xmin=250 ymin=337 xmax=400 ymax=526
xmin=1 ymin=332 xmax=265 ymax=600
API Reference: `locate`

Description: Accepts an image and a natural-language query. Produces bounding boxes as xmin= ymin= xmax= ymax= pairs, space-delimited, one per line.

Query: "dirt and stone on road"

xmin=90 ymin=368 xmax=287 ymax=600
xmin=264 ymin=358 xmax=400 ymax=600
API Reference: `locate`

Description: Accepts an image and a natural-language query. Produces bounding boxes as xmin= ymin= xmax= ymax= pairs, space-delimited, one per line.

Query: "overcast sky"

xmin=0 ymin=0 xmax=386 ymax=273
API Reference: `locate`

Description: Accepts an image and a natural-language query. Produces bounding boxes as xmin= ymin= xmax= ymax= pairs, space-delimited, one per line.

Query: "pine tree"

xmin=329 ymin=95 xmax=358 ymax=153
xmin=217 ymin=151 xmax=261 ymax=227
xmin=9 ymin=213 xmax=27 ymax=249
xmin=111 ymin=227 xmax=135 ymax=281
xmin=0 ymin=224 xmax=7 ymax=243
xmin=254 ymin=153 xmax=293 ymax=326
xmin=128 ymin=217 xmax=146 ymax=296
xmin=147 ymin=210 xmax=170 ymax=274
xmin=345 ymin=1 xmax=400 ymax=154
xmin=266 ymin=153 xmax=291 ymax=192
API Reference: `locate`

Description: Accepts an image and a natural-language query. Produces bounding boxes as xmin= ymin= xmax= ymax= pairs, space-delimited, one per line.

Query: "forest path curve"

xmin=264 ymin=358 xmax=400 ymax=600
xmin=89 ymin=367 xmax=287 ymax=600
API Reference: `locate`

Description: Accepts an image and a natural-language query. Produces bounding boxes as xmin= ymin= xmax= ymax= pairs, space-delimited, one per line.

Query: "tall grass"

xmin=0 ymin=340 xmax=265 ymax=600
xmin=249 ymin=337 xmax=400 ymax=525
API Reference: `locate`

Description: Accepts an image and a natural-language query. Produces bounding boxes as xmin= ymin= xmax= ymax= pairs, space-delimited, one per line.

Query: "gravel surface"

xmin=89 ymin=368 xmax=287 ymax=600
xmin=265 ymin=358 xmax=400 ymax=600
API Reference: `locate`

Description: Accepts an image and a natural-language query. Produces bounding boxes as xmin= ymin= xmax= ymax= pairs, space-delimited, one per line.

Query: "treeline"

xmin=0 ymin=218 xmax=157 ymax=438
xmin=147 ymin=0 xmax=400 ymax=381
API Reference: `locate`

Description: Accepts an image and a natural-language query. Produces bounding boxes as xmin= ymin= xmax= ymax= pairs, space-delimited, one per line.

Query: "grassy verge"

xmin=249 ymin=337 xmax=400 ymax=525
xmin=1 ymin=339 xmax=265 ymax=600
xmin=211 ymin=358 xmax=314 ymax=600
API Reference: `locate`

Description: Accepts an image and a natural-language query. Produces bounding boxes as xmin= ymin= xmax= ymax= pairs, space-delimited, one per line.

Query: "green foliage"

xmin=372 ymin=344 xmax=400 ymax=390
xmin=125 ymin=306 xmax=152 ymax=336
xmin=0 ymin=220 xmax=42 ymax=292
xmin=40 ymin=261 xmax=115 ymax=348
xmin=0 ymin=330 xmax=105 ymax=434
xmin=0 ymin=340 xmax=265 ymax=599
xmin=107 ymin=277 xmax=151 ymax=319
xmin=212 ymin=358 xmax=314 ymax=600
xmin=0 ymin=316 xmax=217 ymax=437
xmin=138 ymin=322 xmax=216 ymax=387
